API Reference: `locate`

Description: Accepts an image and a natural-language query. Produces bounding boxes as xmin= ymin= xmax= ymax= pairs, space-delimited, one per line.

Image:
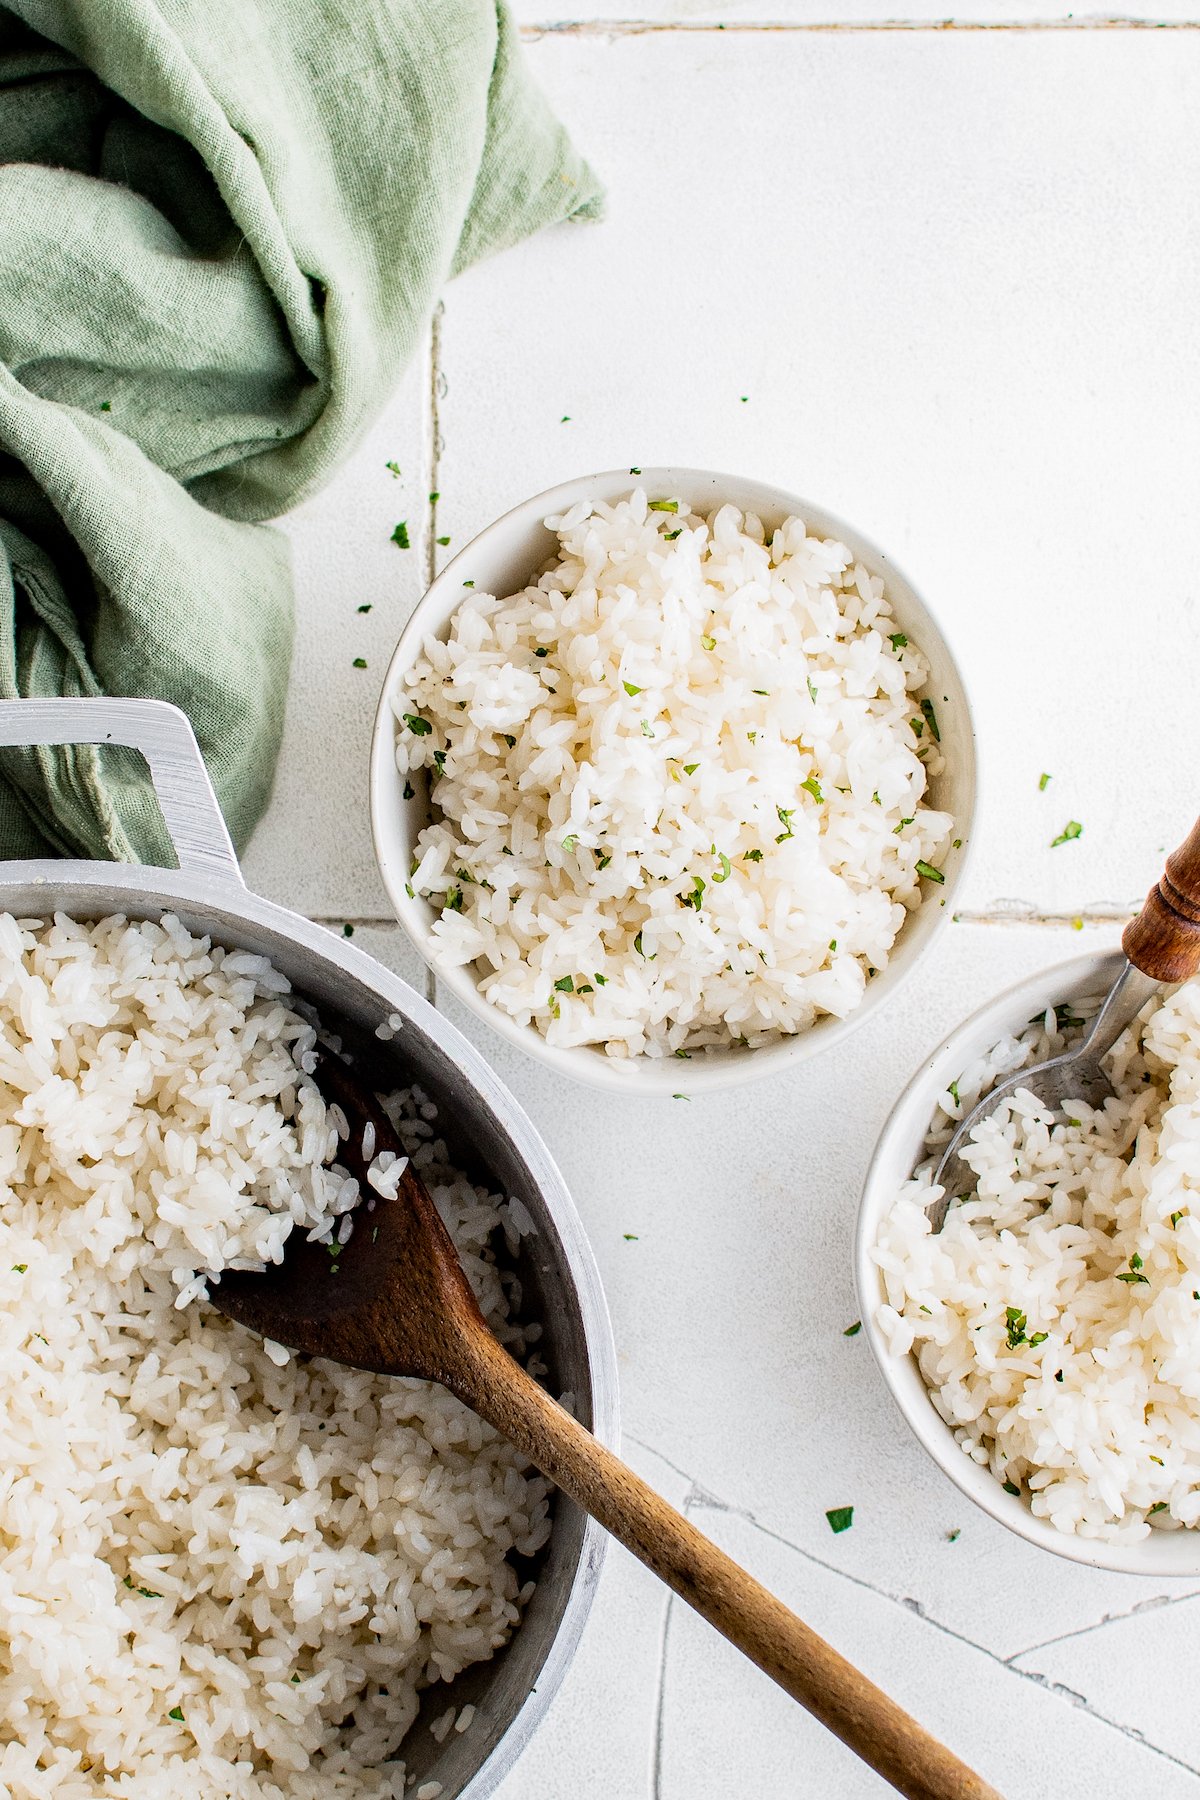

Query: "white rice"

xmin=0 ymin=912 xmax=550 ymax=1798
xmin=393 ymin=489 xmax=954 ymax=1058
xmin=872 ymin=978 xmax=1200 ymax=1540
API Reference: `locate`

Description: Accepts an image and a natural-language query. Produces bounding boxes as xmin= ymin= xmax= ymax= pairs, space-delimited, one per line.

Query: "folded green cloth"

xmin=0 ymin=0 xmax=600 ymax=862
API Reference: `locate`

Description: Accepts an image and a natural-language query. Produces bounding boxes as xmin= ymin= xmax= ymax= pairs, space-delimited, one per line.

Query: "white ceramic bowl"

xmin=370 ymin=468 xmax=977 ymax=1095
xmin=856 ymin=947 xmax=1200 ymax=1577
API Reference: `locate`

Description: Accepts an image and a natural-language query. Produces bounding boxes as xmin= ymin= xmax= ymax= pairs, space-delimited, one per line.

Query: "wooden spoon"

xmin=212 ymin=1051 xmax=1003 ymax=1800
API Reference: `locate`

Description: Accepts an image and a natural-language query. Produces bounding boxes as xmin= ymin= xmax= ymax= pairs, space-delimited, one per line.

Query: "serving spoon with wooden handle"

xmin=929 ymin=816 xmax=1200 ymax=1230
xmin=212 ymin=1052 xmax=1001 ymax=1800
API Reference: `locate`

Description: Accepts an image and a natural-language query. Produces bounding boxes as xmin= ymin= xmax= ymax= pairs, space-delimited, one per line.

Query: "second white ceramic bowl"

xmin=370 ymin=468 xmax=977 ymax=1095
xmin=856 ymin=947 xmax=1200 ymax=1577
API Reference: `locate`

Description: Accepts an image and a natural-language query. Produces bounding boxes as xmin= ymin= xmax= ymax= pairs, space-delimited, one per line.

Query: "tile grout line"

xmin=521 ymin=15 xmax=1200 ymax=36
xmin=308 ymin=908 xmax=1134 ymax=927
xmin=424 ymin=301 xmax=445 ymax=594
xmin=622 ymin=1435 xmax=1200 ymax=1779
xmin=1006 ymin=1588 xmax=1200 ymax=1664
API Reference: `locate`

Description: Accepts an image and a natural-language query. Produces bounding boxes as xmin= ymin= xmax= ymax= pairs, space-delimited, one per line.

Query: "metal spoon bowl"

xmin=928 ymin=815 xmax=1200 ymax=1232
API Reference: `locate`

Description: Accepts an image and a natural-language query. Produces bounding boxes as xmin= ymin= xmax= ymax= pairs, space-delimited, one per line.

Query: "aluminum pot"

xmin=0 ymin=696 xmax=619 ymax=1798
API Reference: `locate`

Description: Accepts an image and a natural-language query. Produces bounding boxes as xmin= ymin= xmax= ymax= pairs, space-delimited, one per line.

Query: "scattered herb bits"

xmin=825 ymin=1506 xmax=854 ymax=1534
xmin=390 ymin=521 xmax=410 ymax=549
xmin=1051 ymin=820 xmax=1083 ymax=847
xmin=843 ymin=1320 xmax=861 ymax=1337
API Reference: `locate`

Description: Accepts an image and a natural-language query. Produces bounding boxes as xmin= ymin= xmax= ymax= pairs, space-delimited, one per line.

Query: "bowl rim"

xmin=853 ymin=943 xmax=1200 ymax=1577
xmin=369 ymin=465 xmax=979 ymax=1095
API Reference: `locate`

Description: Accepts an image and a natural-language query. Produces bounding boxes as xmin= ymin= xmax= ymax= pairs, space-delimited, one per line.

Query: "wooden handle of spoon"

xmin=450 ymin=1331 xmax=1003 ymax=1800
xmin=1123 ymin=816 xmax=1200 ymax=983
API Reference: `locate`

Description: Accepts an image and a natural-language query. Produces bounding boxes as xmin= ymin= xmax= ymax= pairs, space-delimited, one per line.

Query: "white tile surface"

xmin=241 ymin=352 xmax=431 ymax=919
xmin=437 ymin=24 xmax=1200 ymax=917
xmin=242 ymin=12 xmax=1200 ymax=1798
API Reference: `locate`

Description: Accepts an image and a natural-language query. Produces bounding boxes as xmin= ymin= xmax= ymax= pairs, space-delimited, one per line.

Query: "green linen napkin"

xmin=0 ymin=0 xmax=600 ymax=862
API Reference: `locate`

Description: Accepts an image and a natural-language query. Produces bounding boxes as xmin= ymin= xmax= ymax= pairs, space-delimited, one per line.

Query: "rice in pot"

xmin=0 ymin=912 xmax=550 ymax=1799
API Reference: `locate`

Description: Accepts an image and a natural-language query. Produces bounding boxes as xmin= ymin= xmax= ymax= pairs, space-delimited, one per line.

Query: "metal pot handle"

xmin=0 ymin=698 xmax=245 ymax=885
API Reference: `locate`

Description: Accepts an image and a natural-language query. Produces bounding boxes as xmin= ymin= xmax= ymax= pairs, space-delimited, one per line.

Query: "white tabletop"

xmin=244 ymin=9 xmax=1200 ymax=1796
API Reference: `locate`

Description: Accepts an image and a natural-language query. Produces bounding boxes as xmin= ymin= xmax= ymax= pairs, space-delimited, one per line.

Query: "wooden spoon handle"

xmin=1123 ymin=816 xmax=1200 ymax=983
xmin=453 ymin=1334 xmax=1003 ymax=1800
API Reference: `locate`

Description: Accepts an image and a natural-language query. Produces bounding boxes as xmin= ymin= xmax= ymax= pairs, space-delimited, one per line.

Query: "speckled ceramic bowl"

xmin=370 ymin=468 xmax=977 ymax=1095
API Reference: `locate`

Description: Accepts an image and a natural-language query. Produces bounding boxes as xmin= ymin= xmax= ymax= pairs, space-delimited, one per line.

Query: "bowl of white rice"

xmin=371 ymin=470 xmax=976 ymax=1093
xmin=857 ymin=948 xmax=1200 ymax=1575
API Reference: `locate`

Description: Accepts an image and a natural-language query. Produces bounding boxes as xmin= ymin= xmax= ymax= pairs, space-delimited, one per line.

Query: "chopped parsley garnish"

xmin=920 ymin=698 xmax=941 ymax=742
xmin=680 ymin=875 xmax=706 ymax=911
xmin=893 ymin=816 xmax=914 ymax=834
xmin=634 ymin=932 xmax=653 ymax=958
xmin=429 ymin=490 xmax=439 ymax=503
xmin=561 ymin=415 xmax=571 ymax=423
xmin=948 ymin=1080 xmax=960 ymax=1105
xmin=649 ymin=498 xmax=679 ymax=513
xmin=623 ymin=1233 xmax=639 ymax=1240
xmin=1116 ymin=1251 xmax=1149 ymax=1286
xmin=622 ymin=680 xmax=642 ymax=696
xmin=1039 ymin=772 xmax=1051 ymax=790
xmin=825 ymin=1506 xmax=854 ymax=1534
xmin=463 ymin=579 xmax=474 ymax=587
xmin=1150 ymin=1501 xmax=1169 ymax=1515
xmin=752 ymin=688 xmax=769 ymax=696
xmin=385 ymin=460 xmax=402 ymax=477
xmin=674 ymin=1047 xmax=691 ymax=1059
xmin=99 ymin=400 xmax=112 ymax=412
xmin=664 ymin=528 xmax=682 ymax=540
xmin=1171 ymin=1211 xmax=1185 ymax=1228
xmin=673 ymin=1093 xmax=690 ymax=1101
xmin=712 ymin=852 xmax=732 ymax=883
xmin=683 ymin=762 xmax=699 ymax=775
xmin=594 ymin=849 xmax=612 ymax=870
xmin=910 ymin=717 xmax=923 ymax=738
xmin=352 ymin=657 xmax=367 ymax=669
xmin=402 ymin=713 xmax=431 ymax=735
xmin=1029 ymin=1331 xmax=1049 ymax=1347
xmin=535 ymin=646 xmax=549 ymax=658
xmin=561 ymin=835 xmax=578 ymax=852
xmin=436 ymin=535 xmax=450 ymax=546
xmin=168 ymin=1706 xmax=184 ymax=1723
xmin=1002 ymin=1480 xmax=1021 ymax=1497
xmin=123 ymin=1575 xmax=162 ymax=1597
xmin=775 ymin=806 xmax=795 ymax=843
xmin=1005 ymin=1306 xmax=1028 ymax=1350
xmin=801 ymin=775 xmax=824 ymax=803
xmin=553 ymin=976 xmax=575 ymax=993
xmin=594 ymin=973 xmax=608 ymax=985
xmin=342 ymin=924 xmax=354 ymax=938
xmin=432 ymin=750 xmax=446 ymax=771
xmin=503 ymin=733 xmax=516 ymax=747
xmin=444 ymin=886 xmax=463 ymax=912
xmin=11 ymin=1264 xmax=26 ymax=1274
xmin=915 ymin=861 xmax=944 ymax=884
xmin=390 ymin=521 xmax=410 ymax=549
xmin=843 ymin=1320 xmax=861 ymax=1337
xmin=888 ymin=632 xmax=908 ymax=650
xmin=701 ymin=634 xmax=716 ymax=651
xmin=1051 ymin=820 xmax=1083 ymax=847
xmin=742 ymin=849 xmax=763 ymax=862
xmin=828 ymin=939 xmax=837 ymax=952
xmin=641 ymin=720 xmax=655 ymax=738
xmin=629 ymin=466 xmax=641 ymax=474
xmin=946 ymin=1528 xmax=961 ymax=1543
xmin=357 ymin=603 xmax=372 ymax=613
